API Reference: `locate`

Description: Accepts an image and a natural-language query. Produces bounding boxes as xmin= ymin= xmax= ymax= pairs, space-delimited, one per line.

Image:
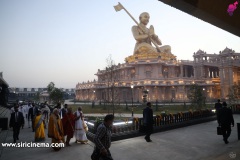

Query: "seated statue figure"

xmin=132 ymin=12 xmax=171 ymax=55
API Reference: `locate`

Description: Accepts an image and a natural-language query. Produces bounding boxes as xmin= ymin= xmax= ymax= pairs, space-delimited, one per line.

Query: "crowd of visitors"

xmin=9 ymin=99 xmax=236 ymax=159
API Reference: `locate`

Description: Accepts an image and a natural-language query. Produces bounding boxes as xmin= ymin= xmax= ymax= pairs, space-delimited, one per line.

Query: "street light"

xmin=202 ymin=87 xmax=206 ymax=105
xmin=147 ymin=89 xmax=149 ymax=101
xmin=131 ymin=84 xmax=134 ymax=117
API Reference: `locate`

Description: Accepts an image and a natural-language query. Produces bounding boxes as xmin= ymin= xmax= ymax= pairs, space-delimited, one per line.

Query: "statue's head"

xmin=139 ymin=12 xmax=150 ymax=25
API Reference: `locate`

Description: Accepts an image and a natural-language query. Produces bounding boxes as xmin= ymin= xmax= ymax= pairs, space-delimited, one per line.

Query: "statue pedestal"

xmin=125 ymin=52 xmax=177 ymax=63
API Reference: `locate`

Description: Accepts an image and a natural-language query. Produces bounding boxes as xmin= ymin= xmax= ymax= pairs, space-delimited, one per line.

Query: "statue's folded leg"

xmin=134 ymin=43 xmax=158 ymax=54
xmin=159 ymin=45 xmax=171 ymax=54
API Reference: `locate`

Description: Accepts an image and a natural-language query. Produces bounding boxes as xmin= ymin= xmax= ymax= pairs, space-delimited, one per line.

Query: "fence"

xmin=231 ymin=105 xmax=240 ymax=114
xmin=86 ymin=109 xmax=216 ymax=141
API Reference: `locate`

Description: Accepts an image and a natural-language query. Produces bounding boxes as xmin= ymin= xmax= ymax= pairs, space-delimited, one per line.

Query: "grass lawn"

xmin=68 ymin=103 xmax=215 ymax=116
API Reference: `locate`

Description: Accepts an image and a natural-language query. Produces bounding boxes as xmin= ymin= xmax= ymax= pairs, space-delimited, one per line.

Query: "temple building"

xmin=75 ymin=11 xmax=240 ymax=103
xmin=75 ymin=47 xmax=240 ymax=103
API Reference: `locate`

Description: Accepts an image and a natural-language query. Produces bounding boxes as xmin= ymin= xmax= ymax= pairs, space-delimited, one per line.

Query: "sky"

xmin=0 ymin=0 xmax=240 ymax=88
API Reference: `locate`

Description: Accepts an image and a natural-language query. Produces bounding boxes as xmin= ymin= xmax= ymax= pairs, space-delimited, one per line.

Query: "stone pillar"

xmin=219 ymin=68 xmax=225 ymax=99
xmin=210 ymin=68 xmax=212 ymax=78
xmin=158 ymin=87 xmax=161 ymax=101
xmin=229 ymin=67 xmax=233 ymax=86
xmin=185 ymin=66 xmax=188 ymax=77
xmin=180 ymin=65 xmax=183 ymax=77
xmin=168 ymin=66 xmax=172 ymax=78
xmin=159 ymin=65 xmax=162 ymax=77
xmin=193 ymin=66 xmax=197 ymax=79
xmin=163 ymin=87 xmax=165 ymax=100
xmin=191 ymin=67 xmax=194 ymax=77
xmin=200 ymin=66 xmax=204 ymax=78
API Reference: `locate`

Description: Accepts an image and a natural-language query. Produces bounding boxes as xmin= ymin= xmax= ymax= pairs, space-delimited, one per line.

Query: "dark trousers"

xmin=221 ymin=125 xmax=231 ymax=141
xmin=91 ymin=147 xmax=113 ymax=160
xmin=31 ymin=116 xmax=35 ymax=131
xmin=144 ymin=125 xmax=153 ymax=140
xmin=13 ymin=123 xmax=21 ymax=143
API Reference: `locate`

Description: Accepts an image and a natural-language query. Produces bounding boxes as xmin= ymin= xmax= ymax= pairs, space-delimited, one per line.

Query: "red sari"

xmin=62 ymin=113 xmax=75 ymax=138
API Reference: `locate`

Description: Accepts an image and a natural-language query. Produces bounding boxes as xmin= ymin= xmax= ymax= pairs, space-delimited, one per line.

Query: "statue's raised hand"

xmin=149 ymin=25 xmax=155 ymax=36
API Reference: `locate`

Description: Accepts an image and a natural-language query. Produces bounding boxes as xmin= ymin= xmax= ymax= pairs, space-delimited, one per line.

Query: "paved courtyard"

xmin=0 ymin=115 xmax=239 ymax=160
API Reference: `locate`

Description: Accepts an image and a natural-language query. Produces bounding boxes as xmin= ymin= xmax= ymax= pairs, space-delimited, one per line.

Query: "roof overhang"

xmin=158 ymin=0 xmax=240 ymax=37
xmin=0 ymin=73 xmax=9 ymax=87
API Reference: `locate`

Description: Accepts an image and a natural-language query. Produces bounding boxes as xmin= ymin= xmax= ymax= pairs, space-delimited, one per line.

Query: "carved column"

xmin=180 ymin=65 xmax=183 ymax=77
xmin=209 ymin=68 xmax=212 ymax=78
xmin=213 ymin=68 xmax=217 ymax=78
xmin=184 ymin=66 xmax=188 ymax=77
xmin=159 ymin=65 xmax=162 ymax=77
xmin=200 ymin=66 xmax=204 ymax=78
xmin=219 ymin=68 xmax=225 ymax=99
xmin=193 ymin=66 xmax=197 ymax=79
xmin=229 ymin=67 xmax=233 ymax=86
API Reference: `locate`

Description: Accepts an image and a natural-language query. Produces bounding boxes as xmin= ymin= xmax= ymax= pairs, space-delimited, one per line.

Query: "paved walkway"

xmin=0 ymin=115 xmax=239 ymax=160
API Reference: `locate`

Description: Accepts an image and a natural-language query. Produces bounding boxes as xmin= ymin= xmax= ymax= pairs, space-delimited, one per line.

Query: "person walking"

xmin=34 ymin=110 xmax=46 ymax=142
xmin=28 ymin=103 xmax=37 ymax=131
xmin=28 ymin=103 xmax=33 ymax=129
xmin=215 ymin=99 xmax=222 ymax=117
xmin=91 ymin=114 xmax=114 ymax=160
xmin=62 ymin=107 xmax=75 ymax=146
xmin=218 ymin=101 xmax=235 ymax=144
xmin=9 ymin=105 xmax=25 ymax=143
xmin=143 ymin=102 xmax=154 ymax=142
xmin=26 ymin=103 xmax=32 ymax=128
xmin=74 ymin=107 xmax=88 ymax=143
xmin=61 ymin=104 xmax=68 ymax=118
xmin=41 ymin=102 xmax=50 ymax=127
xmin=48 ymin=108 xmax=65 ymax=151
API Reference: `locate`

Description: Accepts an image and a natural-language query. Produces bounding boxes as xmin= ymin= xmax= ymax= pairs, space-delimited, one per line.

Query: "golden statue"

xmin=114 ymin=3 xmax=176 ymax=62
xmin=132 ymin=12 xmax=171 ymax=55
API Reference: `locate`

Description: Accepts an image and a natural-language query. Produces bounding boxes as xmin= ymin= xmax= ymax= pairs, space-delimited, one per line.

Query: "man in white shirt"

xmin=41 ymin=102 xmax=50 ymax=127
xmin=24 ymin=103 xmax=31 ymax=128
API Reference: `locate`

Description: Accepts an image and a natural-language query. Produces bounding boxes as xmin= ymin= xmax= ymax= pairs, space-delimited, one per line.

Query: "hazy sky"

xmin=1 ymin=0 xmax=240 ymax=88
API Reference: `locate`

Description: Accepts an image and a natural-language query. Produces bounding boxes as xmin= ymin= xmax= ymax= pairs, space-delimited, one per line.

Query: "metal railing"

xmin=86 ymin=109 xmax=216 ymax=136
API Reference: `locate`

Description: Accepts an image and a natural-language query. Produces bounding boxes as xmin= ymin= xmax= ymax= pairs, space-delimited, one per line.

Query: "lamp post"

xmin=147 ymin=89 xmax=149 ymax=101
xmin=131 ymin=84 xmax=134 ymax=117
xmin=93 ymin=90 xmax=95 ymax=100
xmin=92 ymin=90 xmax=96 ymax=108
xmin=203 ymin=87 xmax=206 ymax=106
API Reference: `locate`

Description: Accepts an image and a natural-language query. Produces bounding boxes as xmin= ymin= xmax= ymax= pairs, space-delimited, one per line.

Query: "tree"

xmin=47 ymin=82 xmax=55 ymax=93
xmin=187 ymin=84 xmax=206 ymax=109
xmin=227 ymin=84 xmax=240 ymax=105
xmin=34 ymin=92 xmax=40 ymax=101
xmin=47 ymin=82 xmax=64 ymax=105
xmin=49 ymin=88 xmax=64 ymax=105
xmin=105 ymin=55 xmax=120 ymax=115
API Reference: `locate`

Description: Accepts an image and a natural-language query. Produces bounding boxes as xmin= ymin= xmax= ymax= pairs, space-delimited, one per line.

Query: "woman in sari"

xmin=62 ymin=107 xmax=75 ymax=146
xmin=48 ymin=108 xmax=65 ymax=151
xmin=34 ymin=110 xmax=46 ymax=142
xmin=74 ymin=107 xmax=88 ymax=144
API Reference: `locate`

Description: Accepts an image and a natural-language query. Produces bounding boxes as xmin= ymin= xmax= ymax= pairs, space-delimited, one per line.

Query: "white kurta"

xmin=74 ymin=111 xmax=88 ymax=142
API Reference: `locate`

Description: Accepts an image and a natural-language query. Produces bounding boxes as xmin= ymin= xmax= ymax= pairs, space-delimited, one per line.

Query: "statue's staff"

xmin=114 ymin=2 xmax=161 ymax=52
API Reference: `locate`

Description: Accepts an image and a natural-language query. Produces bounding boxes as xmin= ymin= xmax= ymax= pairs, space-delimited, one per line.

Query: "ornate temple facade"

xmin=75 ymin=10 xmax=240 ymax=103
xmin=75 ymin=47 xmax=240 ymax=103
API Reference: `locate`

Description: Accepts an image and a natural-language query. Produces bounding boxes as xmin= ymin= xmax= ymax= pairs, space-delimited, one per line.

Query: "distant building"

xmin=8 ymin=87 xmax=75 ymax=102
xmin=0 ymin=72 xmax=9 ymax=106
xmin=75 ymin=47 xmax=240 ymax=103
xmin=39 ymin=91 xmax=50 ymax=103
